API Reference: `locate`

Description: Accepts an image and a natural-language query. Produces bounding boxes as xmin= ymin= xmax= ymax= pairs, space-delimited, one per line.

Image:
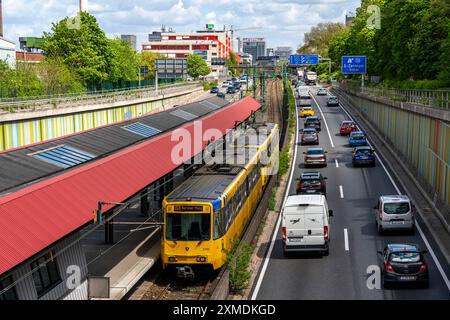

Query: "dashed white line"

xmin=338 ymin=100 xmax=450 ymax=293
xmin=344 ymin=228 xmax=349 ymax=251
xmin=310 ymin=93 xmax=335 ymax=148
xmin=339 ymin=185 xmax=344 ymax=199
xmin=251 ymin=93 xmax=300 ymax=300
xmin=335 ymin=159 xmax=339 ymax=168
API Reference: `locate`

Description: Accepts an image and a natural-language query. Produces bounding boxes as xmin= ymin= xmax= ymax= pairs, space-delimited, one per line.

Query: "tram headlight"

xmin=196 ymin=256 xmax=207 ymax=262
xmin=168 ymin=256 xmax=177 ymax=262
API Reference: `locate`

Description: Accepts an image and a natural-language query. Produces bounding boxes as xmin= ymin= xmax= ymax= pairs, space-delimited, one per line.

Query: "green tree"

xmin=139 ymin=51 xmax=164 ymax=79
xmin=187 ymin=54 xmax=210 ymax=79
xmin=374 ymin=0 xmax=449 ymax=81
xmin=42 ymin=12 xmax=111 ymax=84
xmin=328 ymin=29 xmax=351 ymax=68
xmin=108 ymin=38 xmax=139 ymax=82
xmin=10 ymin=63 xmax=44 ymax=97
xmin=298 ymin=22 xmax=346 ymax=57
xmin=227 ymin=52 xmax=240 ymax=76
xmin=37 ymin=57 xmax=85 ymax=95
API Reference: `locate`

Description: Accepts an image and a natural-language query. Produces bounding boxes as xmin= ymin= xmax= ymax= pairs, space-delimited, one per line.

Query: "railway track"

xmin=266 ymin=79 xmax=282 ymax=125
xmin=127 ymin=262 xmax=222 ymax=300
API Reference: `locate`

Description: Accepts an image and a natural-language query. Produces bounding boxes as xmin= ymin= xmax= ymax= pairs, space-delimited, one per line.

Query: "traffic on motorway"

xmin=252 ymin=82 xmax=450 ymax=300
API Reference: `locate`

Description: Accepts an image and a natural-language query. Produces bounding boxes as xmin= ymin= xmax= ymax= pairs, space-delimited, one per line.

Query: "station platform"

xmin=81 ymin=206 xmax=162 ymax=300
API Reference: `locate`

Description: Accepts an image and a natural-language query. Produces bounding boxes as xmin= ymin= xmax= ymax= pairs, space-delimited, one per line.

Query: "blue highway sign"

xmin=290 ymin=54 xmax=319 ymax=65
xmin=341 ymin=56 xmax=367 ymax=74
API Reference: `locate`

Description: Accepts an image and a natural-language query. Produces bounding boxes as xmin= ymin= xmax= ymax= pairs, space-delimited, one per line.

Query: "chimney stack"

xmin=0 ymin=0 xmax=4 ymax=38
xmin=80 ymin=0 xmax=88 ymax=12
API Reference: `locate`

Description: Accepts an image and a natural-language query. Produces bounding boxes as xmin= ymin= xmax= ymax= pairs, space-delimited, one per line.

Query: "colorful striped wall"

xmin=355 ymin=96 xmax=450 ymax=207
xmin=0 ymin=96 xmax=182 ymax=151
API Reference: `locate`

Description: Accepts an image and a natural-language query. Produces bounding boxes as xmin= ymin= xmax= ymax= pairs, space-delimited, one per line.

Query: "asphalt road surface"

xmin=252 ymin=86 xmax=450 ymax=300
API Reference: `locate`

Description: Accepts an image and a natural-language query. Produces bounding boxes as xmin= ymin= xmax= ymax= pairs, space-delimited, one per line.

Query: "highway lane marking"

xmin=344 ymin=228 xmax=349 ymax=251
xmin=251 ymin=93 xmax=300 ymax=300
xmin=335 ymin=159 xmax=339 ymax=168
xmin=339 ymin=185 xmax=344 ymax=199
xmin=310 ymin=92 xmax=335 ymax=148
xmin=416 ymin=223 xmax=450 ymax=291
xmin=338 ymin=100 xmax=450 ymax=293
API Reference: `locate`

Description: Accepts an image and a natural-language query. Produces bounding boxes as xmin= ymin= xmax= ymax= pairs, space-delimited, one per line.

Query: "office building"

xmin=242 ymin=38 xmax=266 ymax=60
xmin=121 ymin=35 xmax=137 ymax=51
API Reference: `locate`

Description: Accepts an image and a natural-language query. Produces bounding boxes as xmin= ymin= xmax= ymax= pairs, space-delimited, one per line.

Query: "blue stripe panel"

xmin=122 ymin=122 xmax=161 ymax=138
xmin=32 ymin=145 xmax=95 ymax=168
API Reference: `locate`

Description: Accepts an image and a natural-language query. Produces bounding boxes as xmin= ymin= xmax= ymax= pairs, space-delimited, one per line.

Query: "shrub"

xmin=227 ymin=240 xmax=254 ymax=293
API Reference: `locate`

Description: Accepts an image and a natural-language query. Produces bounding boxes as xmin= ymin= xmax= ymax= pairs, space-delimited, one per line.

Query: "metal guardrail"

xmin=339 ymin=81 xmax=450 ymax=109
xmin=0 ymin=82 xmax=201 ymax=114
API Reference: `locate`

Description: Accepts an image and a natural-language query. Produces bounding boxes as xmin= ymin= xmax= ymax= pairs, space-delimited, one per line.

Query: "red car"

xmin=340 ymin=120 xmax=357 ymax=135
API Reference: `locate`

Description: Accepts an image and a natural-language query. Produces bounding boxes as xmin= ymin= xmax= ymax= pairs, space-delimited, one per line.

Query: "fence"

xmin=0 ymin=82 xmax=200 ymax=114
xmin=341 ymin=80 xmax=450 ymax=109
xmin=335 ymin=84 xmax=450 ymax=209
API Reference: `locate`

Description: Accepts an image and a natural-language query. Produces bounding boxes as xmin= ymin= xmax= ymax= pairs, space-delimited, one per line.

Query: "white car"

xmin=282 ymin=195 xmax=333 ymax=256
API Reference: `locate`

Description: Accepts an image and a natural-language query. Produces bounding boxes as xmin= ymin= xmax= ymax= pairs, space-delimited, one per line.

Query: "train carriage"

xmin=162 ymin=123 xmax=279 ymax=272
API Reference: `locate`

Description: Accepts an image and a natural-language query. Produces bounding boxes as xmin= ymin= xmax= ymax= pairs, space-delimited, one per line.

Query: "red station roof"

xmin=0 ymin=97 xmax=260 ymax=275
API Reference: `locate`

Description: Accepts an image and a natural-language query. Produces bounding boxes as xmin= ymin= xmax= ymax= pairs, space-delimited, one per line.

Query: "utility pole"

xmin=361 ymin=74 xmax=365 ymax=93
xmin=0 ymin=0 xmax=3 ymax=38
xmin=253 ymin=65 xmax=257 ymax=99
xmin=138 ymin=66 xmax=141 ymax=89
xmin=155 ymin=70 xmax=159 ymax=95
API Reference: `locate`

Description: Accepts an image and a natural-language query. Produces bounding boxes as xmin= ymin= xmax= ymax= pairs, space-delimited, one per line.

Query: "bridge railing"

xmin=0 ymin=82 xmax=201 ymax=114
xmin=338 ymin=81 xmax=450 ymax=109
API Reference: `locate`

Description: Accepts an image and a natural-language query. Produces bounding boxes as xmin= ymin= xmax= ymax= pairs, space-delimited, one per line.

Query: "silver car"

xmin=374 ymin=195 xmax=415 ymax=234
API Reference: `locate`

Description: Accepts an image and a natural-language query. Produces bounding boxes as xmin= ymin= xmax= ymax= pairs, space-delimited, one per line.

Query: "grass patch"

xmin=225 ymin=240 xmax=254 ymax=294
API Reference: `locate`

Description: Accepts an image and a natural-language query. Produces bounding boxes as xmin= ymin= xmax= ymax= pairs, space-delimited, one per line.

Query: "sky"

xmin=2 ymin=0 xmax=361 ymax=51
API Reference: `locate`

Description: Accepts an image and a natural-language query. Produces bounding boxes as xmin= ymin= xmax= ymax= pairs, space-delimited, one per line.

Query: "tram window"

xmin=214 ymin=209 xmax=225 ymax=239
xmin=166 ymin=213 xmax=211 ymax=241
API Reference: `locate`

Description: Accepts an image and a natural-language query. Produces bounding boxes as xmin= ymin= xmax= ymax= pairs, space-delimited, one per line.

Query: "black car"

xmin=352 ymin=146 xmax=375 ymax=167
xmin=304 ymin=116 xmax=321 ymax=132
xmin=210 ymin=86 xmax=219 ymax=93
xmin=233 ymin=82 xmax=241 ymax=90
xmin=296 ymin=172 xmax=327 ymax=195
xmin=379 ymin=244 xmax=429 ymax=288
xmin=227 ymin=86 xmax=237 ymax=94
xmin=300 ymin=128 xmax=319 ymax=145
xmin=216 ymin=92 xmax=225 ymax=98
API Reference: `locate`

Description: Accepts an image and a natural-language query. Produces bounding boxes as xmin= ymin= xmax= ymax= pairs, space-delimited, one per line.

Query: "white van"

xmin=281 ymin=195 xmax=333 ymax=256
xmin=374 ymin=195 xmax=415 ymax=234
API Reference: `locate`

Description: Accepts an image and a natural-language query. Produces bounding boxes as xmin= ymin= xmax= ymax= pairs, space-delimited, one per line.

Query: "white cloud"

xmin=2 ymin=0 xmax=361 ymax=50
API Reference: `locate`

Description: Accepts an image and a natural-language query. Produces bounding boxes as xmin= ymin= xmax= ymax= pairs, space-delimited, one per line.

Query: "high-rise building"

xmin=242 ymin=38 xmax=266 ymax=60
xmin=274 ymin=46 xmax=293 ymax=61
xmin=346 ymin=12 xmax=355 ymax=26
xmin=121 ymin=35 xmax=137 ymax=51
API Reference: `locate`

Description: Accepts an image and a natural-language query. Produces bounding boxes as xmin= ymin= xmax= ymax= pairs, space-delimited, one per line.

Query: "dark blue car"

xmin=352 ymin=146 xmax=375 ymax=167
xmin=349 ymin=131 xmax=367 ymax=147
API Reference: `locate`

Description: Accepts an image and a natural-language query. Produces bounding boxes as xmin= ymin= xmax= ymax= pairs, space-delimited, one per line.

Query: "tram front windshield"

xmin=166 ymin=213 xmax=211 ymax=241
